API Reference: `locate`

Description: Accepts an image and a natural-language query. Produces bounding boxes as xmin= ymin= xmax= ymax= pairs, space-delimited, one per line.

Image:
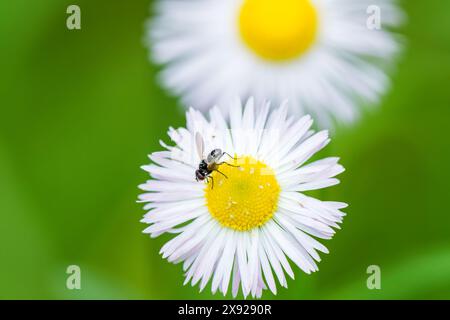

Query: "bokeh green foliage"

xmin=1 ymin=0 xmax=450 ymax=299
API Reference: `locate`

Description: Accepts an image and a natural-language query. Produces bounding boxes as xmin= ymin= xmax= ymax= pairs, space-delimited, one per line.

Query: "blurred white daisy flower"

xmin=139 ymin=98 xmax=347 ymax=298
xmin=147 ymin=0 xmax=404 ymax=127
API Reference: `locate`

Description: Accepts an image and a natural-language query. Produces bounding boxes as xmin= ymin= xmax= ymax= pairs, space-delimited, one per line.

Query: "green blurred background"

xmin=1 ymin=0 xmax=450 ymax=299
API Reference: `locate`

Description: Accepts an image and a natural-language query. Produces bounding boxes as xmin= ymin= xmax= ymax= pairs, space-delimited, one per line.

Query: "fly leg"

xmin=219 ymin=152 xmax=240 ymax=167
xmin=215 ymin=169 xmax=228 ymax=179
xmin=206 ymin=176 xmax=214 ymax=189
xmin=220 ymin=152 xmax=240 ymax=168
xmin=223 ymin=152 xmax=238 ymax=161
xmin=218 ymin=162 xmax=240 ymax=168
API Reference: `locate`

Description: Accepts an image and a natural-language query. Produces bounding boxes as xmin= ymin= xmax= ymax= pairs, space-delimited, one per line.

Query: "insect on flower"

xmin=139 ymin=99 xmax=347 ymax=298
xmin=194 ymin=132 xmax=239 ymax=189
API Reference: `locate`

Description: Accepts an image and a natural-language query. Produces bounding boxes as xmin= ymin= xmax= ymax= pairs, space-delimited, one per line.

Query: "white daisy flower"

xmin=139 ymin=98 xmax=347 ymax=298
xmin=147 ymin=0 xmax=404 ymax=126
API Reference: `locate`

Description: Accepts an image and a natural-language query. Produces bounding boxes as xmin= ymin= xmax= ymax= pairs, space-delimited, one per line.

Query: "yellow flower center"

xmin=238 ymin=0 xmax=318 ymax=61
xmin=205 ymin=156 xmax=280 ymax=231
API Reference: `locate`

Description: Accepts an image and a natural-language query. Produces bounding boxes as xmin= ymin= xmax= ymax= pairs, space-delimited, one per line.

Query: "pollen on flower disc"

xmin=205 ymin=156 xmax=280 ymax=231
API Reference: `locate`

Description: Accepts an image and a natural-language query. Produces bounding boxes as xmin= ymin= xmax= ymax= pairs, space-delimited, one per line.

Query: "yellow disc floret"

xmin=238 ymin=0 xmax=318 ymax=61
xmin=205 ymin=156 xmax=280 ymax=231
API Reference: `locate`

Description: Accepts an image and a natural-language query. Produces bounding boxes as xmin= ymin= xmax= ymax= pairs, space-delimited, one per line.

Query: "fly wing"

xmin=206 ymin=149 xmax=221 ymax=164
xmin=195 ymin=132 xmax=204 ymax=160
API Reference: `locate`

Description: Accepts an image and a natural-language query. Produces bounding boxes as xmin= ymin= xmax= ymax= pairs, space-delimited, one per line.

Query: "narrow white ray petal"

xmin=258 ymin=243 xmax=277 ymax=294
xmin=141 ymin=198 xmax=205 ymax=222
xmin=232 ymin=258 xmax=241 ymax=298
xmin=229 ymin=98 xmax=244 ymax=155
xmin=211 ymin=229 xmax=236 ymax=294
xmin=139 ymin=180 xmax=202 ymax=192
xmin=260 ymin=231 xmax=287 ymax=288
xmin=265 ymin=221 xmax=315 ymax=274
xmin=278 ymin=157 xmax=339 ymax=179
xmin=184 ymin=223 xmax=222 ymax=285
xmin=141 ymin=164 xmax=193 ymax=182
xmin=261 ymin=227 xmax=295 ymax=280
xmin=251 ymin=100 xmax=270 ymax=154
xmin=138 ymin=191 xmax=203 ymax=203
xmin=198 ymin=230 xmax=228 ymax=291
xmin=276 ymin=213 xmax=328 ymax=262
xmin=287 ymin=178 xmax=340 ymax=192
xmin=236 ymin=232 xmax=250 ymax=297
xmin=241 ymin=97 xmax=255 ymax=154
xmin=209 ymin=106 xmax=234 ymax=153
xmin=149 ymin=150 xmax=196 ymax=171
xmin=144 ymin=209 xmax=208 ymax=237
xmin=248 ymin=229 xmax=260 ymax=296
xmin=161 ymin=216 xmax=214 ymax=259
xmin=325 ymin=201 xmax=348 ymax=210
xmin=277 ymin=206 xmax=335 ymax=236
xmin=276 ymin=131 xmax=330 ymax=173
xmin=266 ymin=115 xmax=313 ymax=168
xmin=281 ymin=192 xmax=346 ymax=222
